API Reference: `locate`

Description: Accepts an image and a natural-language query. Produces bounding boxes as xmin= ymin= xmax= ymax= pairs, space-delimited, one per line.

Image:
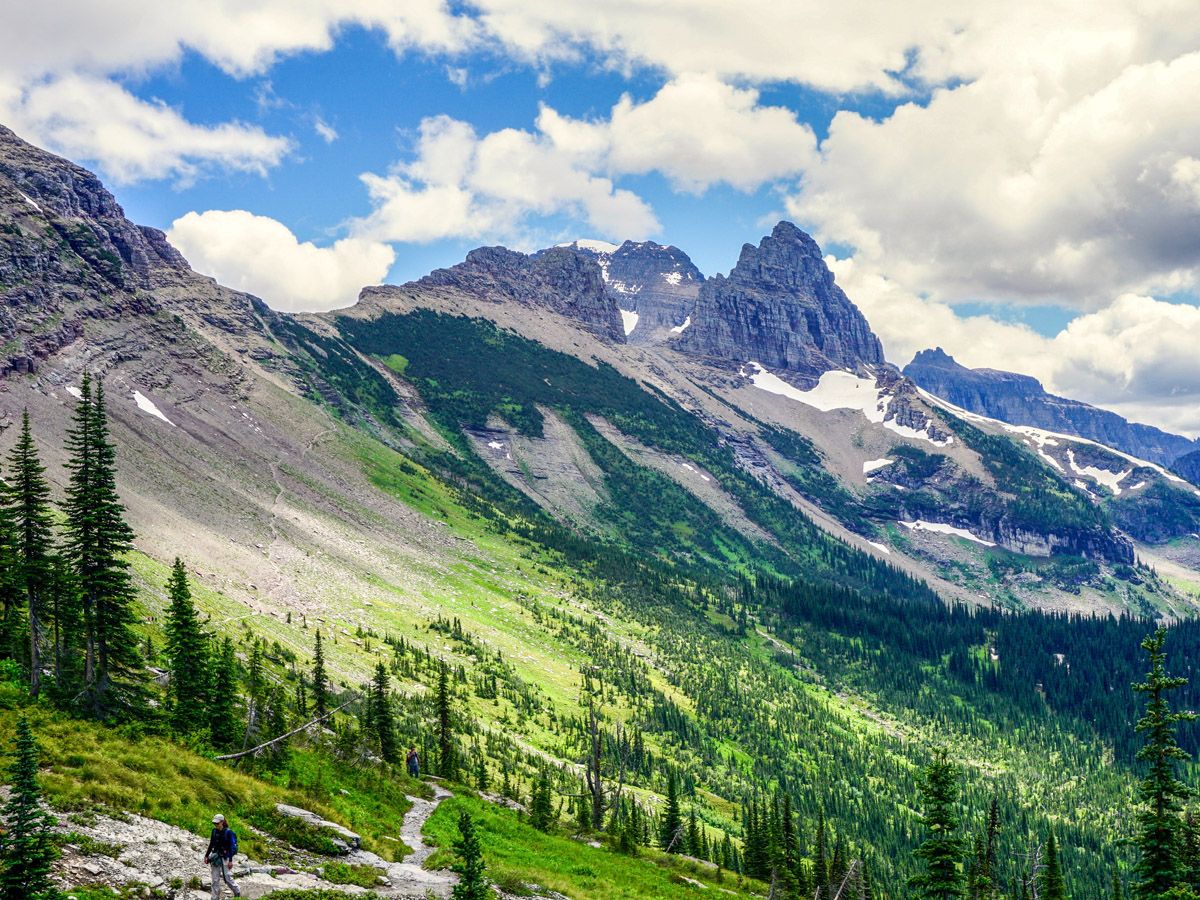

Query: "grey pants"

xmin=210 ymin=858 xmax=239 ymax=899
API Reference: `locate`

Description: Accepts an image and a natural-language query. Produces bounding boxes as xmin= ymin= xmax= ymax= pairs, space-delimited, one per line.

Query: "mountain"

xmin=556 ymin=238 xmax=703 ymax=343
xmin=904 ymin=347 xmax=1200 ymax=466
xmin=678 ymin=221 xmax=884 ymax=378
xmin=5 ymin=124 xmax=1200 ymax=896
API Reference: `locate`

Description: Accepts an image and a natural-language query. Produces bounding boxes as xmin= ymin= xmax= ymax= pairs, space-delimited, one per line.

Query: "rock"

xmin=274 ymin=803 xmax=361 ymax=851
xmin=678 ymin=221 xmax=884 ymax=379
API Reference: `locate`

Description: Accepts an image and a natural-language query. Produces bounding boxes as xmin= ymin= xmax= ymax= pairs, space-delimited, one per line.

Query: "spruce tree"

xmin=436 ymin=661 xmax=455 ymax=779
xmin=1112 ymin=872 xmax=1124 ymax=900
xmin=265 ymin=686 xmax=289 ymax=771
xmin=6 ymin=410 xmax=55 ymax=698
xmin=311 ymin=630 xmax=328 ymax=719
xmin=208 ymin=637 xmax=240 ymax=749
xmin=1038 ymin=833 xmax=1067 ymax=900
xmin=530 ymin=769 xmax=554 ymax=832
xmin=814 ymin=809 xmax=830 ymax=898
xmin=659 ymin=770 xmax=683 ymax=852
xmin=164 ymin=558 xmax=208 ymax=735
xmin=63 ymin=376 xmax=141 ymax=715
xmin=451 ymin=811 xmax=488 ymax=900
xmin=369 ymin=661 xmax=398 ymax=763
xmin=1133 ymin=628 xmax=1195 ymax=898
xmin=909 ymin=753 xmax=966 ymax=899
xmin=0 ymin=718 xmax=58 ymax=900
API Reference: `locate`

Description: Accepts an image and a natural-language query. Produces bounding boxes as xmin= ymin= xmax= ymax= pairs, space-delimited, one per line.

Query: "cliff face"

xmin=678 ymin=221 xmax=884 ymax=379
xmin=418 ymin=245 xmax=625 ymax=341
xmin=905 ymin=347 xmax=1199 ymax=466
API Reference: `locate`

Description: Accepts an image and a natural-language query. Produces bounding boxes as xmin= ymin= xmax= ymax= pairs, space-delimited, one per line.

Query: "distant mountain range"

xmin=903 ymin=347 xmax=1200 ymax=469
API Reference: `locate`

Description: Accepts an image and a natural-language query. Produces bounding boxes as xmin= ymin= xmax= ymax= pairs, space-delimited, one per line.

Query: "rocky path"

xmin=52 ymin=783 xmax=458 ymax=899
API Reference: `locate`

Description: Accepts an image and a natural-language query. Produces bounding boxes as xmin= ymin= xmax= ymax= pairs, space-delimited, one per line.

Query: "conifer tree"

xmin=208 ymin=637 xmax=240 ymax=749
xmin=164 ymin=558 xmax=208 ymax=735
xmin=1112 ymin=871 xmax=1124 ymax=900
xmin=909 ymin=753 xmax=966 ymax=899
xmin=659 ymin=770 xmax=683 ymax=853
xmin=6 ymin=410 xmax=55 ymax=698
xmin=814 ymin=809 xmax=830 ymax=898
xmin=530 ymin=769 xmax=554 ymax=832
xmin=265 ymin=686 xmax=289 ymax=771
xmin=1132 ymin=628 xmax=1195 ymax=898
xmin=436 ymin=661 xmax=455 ymax=779
xmin=46 ymin=556 xmax=83 ymax=698
xmin=475 ymin=755 xmax=489 ymax=792
xmin=1038 ymin=833 xmax=1067 ymax=900
xmin=451 ymin=811 xmax=488 ymax=900
xmin=0 ymin=718 xmax=58 ymax=900
xmin=311 ymin=630 xmax=328 ymax=719
xmin=63 ymin=376 xmax=141 ymax=714
xmin=245 ymin=639 xmax=264 ymax=737
xmin=369 ymin=661 xmax=398 ymax=763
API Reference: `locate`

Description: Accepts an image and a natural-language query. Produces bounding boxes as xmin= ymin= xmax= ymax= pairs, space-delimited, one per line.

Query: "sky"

xmin=4 ymin=2 xmax=1200 ymax=434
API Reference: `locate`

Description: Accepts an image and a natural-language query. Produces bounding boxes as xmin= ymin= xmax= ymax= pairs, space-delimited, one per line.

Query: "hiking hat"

xmin=212 ymin=814 xmax=227 ymax=825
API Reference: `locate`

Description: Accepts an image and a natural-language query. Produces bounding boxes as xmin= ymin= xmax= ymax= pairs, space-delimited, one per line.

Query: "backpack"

xmin=227 ymin=829 xmax=238 ymax=858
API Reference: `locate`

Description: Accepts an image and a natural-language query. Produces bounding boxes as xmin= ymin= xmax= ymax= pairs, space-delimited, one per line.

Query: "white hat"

xmin=212 ymin=814 xmax=226 ymax=825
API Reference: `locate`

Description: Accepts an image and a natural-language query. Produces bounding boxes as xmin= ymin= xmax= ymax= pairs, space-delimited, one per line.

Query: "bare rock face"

xmin=418 ymin=245 xmax=625 ymax=341
xmin=557 ymin=240 xmax=703 ymax=344
xmin=678 ymin=221 xmax=884 ymax=379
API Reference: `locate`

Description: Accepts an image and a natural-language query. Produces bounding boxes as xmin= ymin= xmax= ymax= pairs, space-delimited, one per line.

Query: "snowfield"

xmin=132 ymin=390 xmax=176 ymax=426
xmin=620 ymin=309 xmax=640 ymax=336
xmin=670 ymin=316 xmax=692 ymax=334
xmin=900 ymin=519 xmax=996 ymax=547
xmin=863 ymin=458 xmax=894 ymax=474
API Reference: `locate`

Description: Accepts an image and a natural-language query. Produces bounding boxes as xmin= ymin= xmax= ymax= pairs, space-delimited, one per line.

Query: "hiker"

xmin=204 ymin=813 xmax=241 ymax=899
xmin=406 ymin=746 xmax=420 ymax=778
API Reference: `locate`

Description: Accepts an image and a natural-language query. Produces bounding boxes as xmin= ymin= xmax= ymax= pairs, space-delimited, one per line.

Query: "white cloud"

xmin=2 ymin=75 xmax=291 ymax=185
xmin=314 ymin=117 xmax=338 ymax=143
xmin=167 ymin=210 xmax=395 ymax=312
xmin=352 ymin=114 xmax=659 ymax=246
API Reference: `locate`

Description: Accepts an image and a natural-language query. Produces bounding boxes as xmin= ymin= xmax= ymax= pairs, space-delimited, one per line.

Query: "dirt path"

xmin=348 ymin=781 xmax=457 ymax=896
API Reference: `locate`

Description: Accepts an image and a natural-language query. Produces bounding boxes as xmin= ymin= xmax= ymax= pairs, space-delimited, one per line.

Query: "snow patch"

xmin=619 ymin=309 xmax=639 ymax=336
xmin=132 ymin=390 xmax=175 ymax=426
xmin=744 ymin=363 xmax=951 ymax=446
xmin=19 ymin=192 xmax=41 ymax=212
xmin=663 ymin=271 xmax=682 ymax=286
xmin=558 ymin=239 xmax=619 ymax=254
xmin=64 ymin=385 xmax=82 ymax=400
xmin=1065 ymin=449 xmax=1130 ymax=495
xmin=610 ymin=279 xmax=641 ymax=295
xmin=900 ymin=519 xmax=996 ymax=547
xmin=863 ymin=458 xmax=894 ymax=474
xmin=486 ymin=440 xmax=505 ymax=450
xmin=866 ymin=540 xmax=891 ymax=555
xmin=670 ymin=315 xmax=692 ymax=334
xmin=680 ymin=462 xmax=711 ymax=482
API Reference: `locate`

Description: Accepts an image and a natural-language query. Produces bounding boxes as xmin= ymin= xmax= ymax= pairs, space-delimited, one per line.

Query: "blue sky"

xmin=4 ymin=3 xmax=1200 ymax=432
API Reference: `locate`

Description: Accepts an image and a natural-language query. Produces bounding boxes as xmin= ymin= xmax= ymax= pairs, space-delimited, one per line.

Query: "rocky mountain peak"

xmin=418 ymin=244 xmax=625 ymax=341
xmin=677 ymin=221 xmax=885 ymax=379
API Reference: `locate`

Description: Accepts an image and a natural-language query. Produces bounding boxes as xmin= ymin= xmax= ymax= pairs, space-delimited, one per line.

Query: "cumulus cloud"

xmin=167 ymin=210 xmax=395 ymax=312
xmin=353 ymin=75 xmax=815 ymax=244
xmin=1 ymin=75 xmax=291 ymax=185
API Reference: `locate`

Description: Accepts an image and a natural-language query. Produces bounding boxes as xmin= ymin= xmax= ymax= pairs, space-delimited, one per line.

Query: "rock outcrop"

xmin=558 ymin=239 xmax=703 ymax=343
xmin=677 ymin=221 xmax=884 ymax=379
xmin=905 ymin=348 xmax=1199 ymax=467
xmin=418 ymin=245 xmax=625 ymax=341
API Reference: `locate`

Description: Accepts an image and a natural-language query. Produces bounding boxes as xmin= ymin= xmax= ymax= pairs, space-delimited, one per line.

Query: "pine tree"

xmin=208 ymin=637 xmax=240 ymax=749
xmin=530 ymin=769 xmax=554 ymax=832
xmin=164 ymin=558 xmax=208 ymax=735
xmin=245 ymin=639 xmax=264 ymax=738
xmin=475 ymin=755 xmax=489 ymax=792
xmin=1038 ymin=833 xmax=1067 ymax=900
xmin=6 ymin=410 xmax=55 ymax=698
xmin=0 ymin=718 xmax=58 ymax=900
xmin=659 ymin=770 xmax=683 ymax=853
xmin=436 ymin=661 xmax=455 ymax=779
xmin=64 ymin=376 xmax=141 ymax=715
xmin=369 ymin=661 xmax=398 ymax=763
xmin=451 ymin=811 xmax=488 ymax=900
xmin=979 ymin=796 xmax=1001 ymax=899
xmin=1112 ymin=871 xmax=1124 ymax=900
xmin=45 ymin=556 xmax=83 ymax=699
xmin=265 ymin=686 xmax=289 ymax=771
xmin=1133 ymin=628 xmax=1196 ymax=898
xmin=311 ymin=630 xmax=328 ymax=720
xmin=909 ymin=753 xmax=966 ymax=899
xmin=814 ymin=809 xmax=830 ymax=898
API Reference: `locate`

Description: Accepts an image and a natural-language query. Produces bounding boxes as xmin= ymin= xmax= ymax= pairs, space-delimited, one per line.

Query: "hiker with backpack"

xmin=204 ymin=813 xmax=241 ymax=899
xmin=407 ymin=746 xmax=420 ymax=778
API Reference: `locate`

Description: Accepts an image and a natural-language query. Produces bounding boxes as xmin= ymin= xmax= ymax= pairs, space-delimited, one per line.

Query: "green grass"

xmin=321 ymin=860 xmax=384 ymax=887
xmin=423 ymin=793 xmax=766 ymax=900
